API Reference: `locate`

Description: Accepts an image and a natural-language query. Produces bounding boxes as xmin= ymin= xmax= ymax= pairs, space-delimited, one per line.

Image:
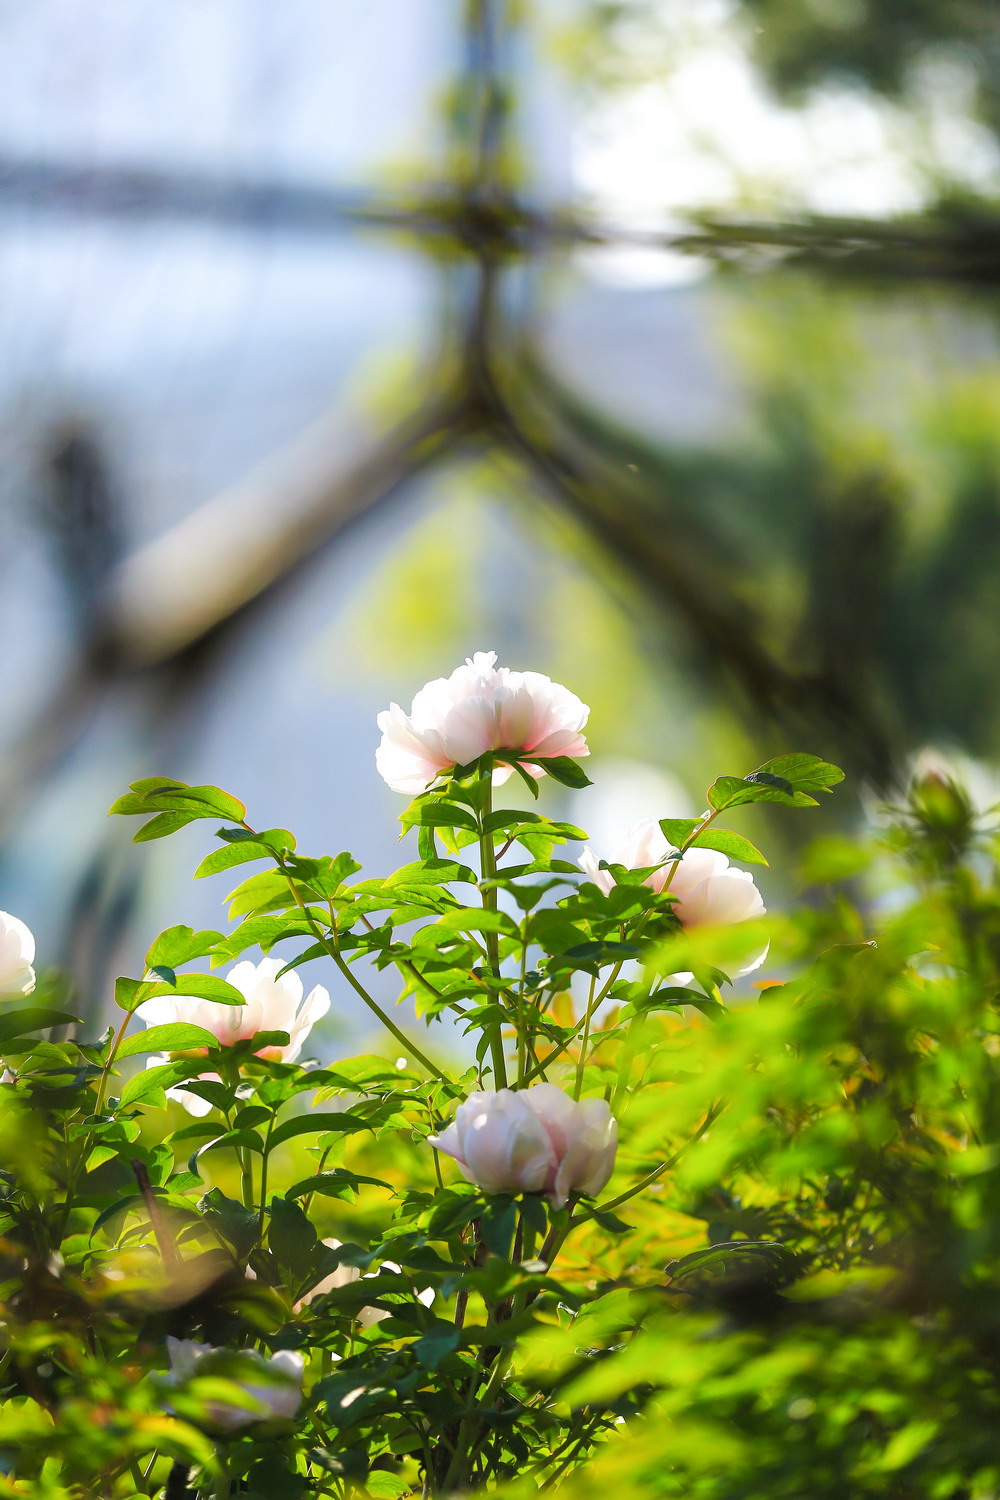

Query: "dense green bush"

xmin=0 ymin=653 xmax=997 ymax=1498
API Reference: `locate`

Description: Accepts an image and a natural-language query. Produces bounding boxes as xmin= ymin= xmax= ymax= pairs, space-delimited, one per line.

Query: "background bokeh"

xmin=2 ymin=0 xmax=1000 ymax=1046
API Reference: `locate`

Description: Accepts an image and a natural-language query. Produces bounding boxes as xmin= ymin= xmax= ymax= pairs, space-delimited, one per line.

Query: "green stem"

xmin=573 ymin=975 xmax=598 ymax=1102
xmin=477 ymin=772 xmax=508 ymax=1089
xmin=277 ymin=859 xmax=458 ymax=1094
xmin=572 ymin=1102 xmax=723 ymax=1222
xmin=257 ymin=1111 xmax=277 ymax=1238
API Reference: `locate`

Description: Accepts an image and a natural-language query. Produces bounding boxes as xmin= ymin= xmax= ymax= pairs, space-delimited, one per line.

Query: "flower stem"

xmin=477 ymin=772 xmax=508 ymax=1089
xmin=276 ymin=858 xmax=458 ymax=1094
xmin=572 ymin=1102 xmax=723 ymax=1222
xmin=573 ymin=975 xmax=598 ymax=1101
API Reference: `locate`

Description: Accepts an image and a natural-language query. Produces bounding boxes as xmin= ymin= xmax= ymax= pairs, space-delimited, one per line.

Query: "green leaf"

xmin=435 ymin=909 xmax=518 ymax=937
xmin=658 ymin=818 xmax=704 ymax=844
xmin=268 ymin=1195 xmax=318 ymax=1279
xmin=267 ymin=1112 xmax=374 ymax=1151
xmin=689 ymin=829 xmax=768 ymax=866
xmin=138 ymin=973 xmax=247 ymax=1007
xmin=115 ymin=978 xmax=144 ymax=1013
xmin=516 ymin=754 xmax=592 ymax=789
xmin=194 ymin=841 xmax=277 ymax=879
xmin=757 ymin=753 xmax=845 ymax=796
xmin=212 ymin=914 xmax=316 ymax=962
xmin=119 ymin=1061 xmax=190 ymax=1108
xmin=286 ymin=1169 xmax=394 ymax=1200
xmin=110 ymin=779 xmax=247 ymax=823
xmin=383 ymin=860 xmax=477 ymax=887
xmin=145 ymin=927 xmax=223 ymax=971
xmin=116 ymin=1023 xmax=220 ymax=1060
xmin=708 ymin=774 xmax=816 ymax=812
xmin=480 ymin=1197 xmax=517 ymax=1258
xmin=404 ymin=801 xmax=480 ymax=832
xmin=226 ymin=869 xmax=296 ymax=920
xmin=413 ymin=1324 xmax=461 ymax=1371
xmin=200 ymin=1187 xmax=259 ymax=1257
xmin=132 ymin=810 xmax=199 ymax=842
xmin=0 ymin=1008 xmax=80 ymax=1045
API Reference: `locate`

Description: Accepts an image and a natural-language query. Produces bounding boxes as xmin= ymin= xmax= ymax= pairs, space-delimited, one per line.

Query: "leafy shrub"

xmin=0 ymin=655 xmax=996 ymax=1499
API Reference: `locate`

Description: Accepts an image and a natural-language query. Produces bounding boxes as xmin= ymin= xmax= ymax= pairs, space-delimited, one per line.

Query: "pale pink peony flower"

xmin=578 ymin=818 xmax=767 ymax=972
xmin=138 ymin=957 xmax=329 ymax=1116
xmin=298 ymin=1239 xmax=435 ymax=1327
xmin=375 ymin=650 xmax=590 ymax=794
xmin=429 ymin=1083 xmax=617 ymax=1209
xmin=165 ymin=1337 xmax=303 ymax=1430
xmin=0 ymin=911 xmax=35 ymax=997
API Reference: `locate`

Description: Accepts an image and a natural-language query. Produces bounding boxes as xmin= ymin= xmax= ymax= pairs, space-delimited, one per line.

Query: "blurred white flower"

xmin=0 ymin=911 xmax=35 ymax=997
xmin=429 ymin=1083 xmax=617 ymax=1209
xmin=165 ymin=1337 xmax=303 ymax=1430
xmin=376 ymin=650 xmax=589 ymax=794
xmin=138 ymin=957 xmax=329 ymax=1116
xmin=579 ymin=818 xmax=766 ymax=971
xmin=298 ymin=1239 xmax=435 ymax=1327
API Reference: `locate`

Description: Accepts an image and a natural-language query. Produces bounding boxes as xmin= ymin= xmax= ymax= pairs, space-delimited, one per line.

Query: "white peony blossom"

xmin=138 ymin=957 xmax=330 ymax=1116
xmin=429 ymin=1083 xmax=617 ymax=1209
xmin=376 ymin=650 xmax=589 ymax=795
xmin=578 ymin=818 xmax=766 ymax=972
xmin=298 ymin=1239 xmax=435 ymax=1327
xmin=0 ymin=911 xmax=36 ymax=997
xmin=164 ymin=1337 xmax=303 ymax=1430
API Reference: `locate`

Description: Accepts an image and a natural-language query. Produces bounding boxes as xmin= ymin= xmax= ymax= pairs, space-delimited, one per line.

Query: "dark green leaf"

xmin=200 ymin=1187 xmax=259 ymax=1257
xmin=267 ymin=1112 xmax=373 ymax=1151
xmin=0 ymin=1008 xmax=80 ymax=1045
xmin=269 ymin=1195 xmax=317 ymax=1279
xmin=413 ymin=1324 xmax=460 ymax=1371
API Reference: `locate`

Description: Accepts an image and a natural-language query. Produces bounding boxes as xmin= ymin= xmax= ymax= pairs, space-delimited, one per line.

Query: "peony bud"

xmin=0 ymin=911 xmax=36 ymax=997
xmin=429 ymin=1083 xmax=617 ymax=1209
xmin=137 ymin=957 xmax=329 ymax=1115
xmin=164 ymin=1337 xmax=303 ymax=1430
xmin=376 ymin=650 xmax=589 ymax=794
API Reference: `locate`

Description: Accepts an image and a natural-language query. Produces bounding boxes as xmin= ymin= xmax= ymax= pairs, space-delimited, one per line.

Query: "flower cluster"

xmin=0 ymin=650 xmax=839 ymax=1500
